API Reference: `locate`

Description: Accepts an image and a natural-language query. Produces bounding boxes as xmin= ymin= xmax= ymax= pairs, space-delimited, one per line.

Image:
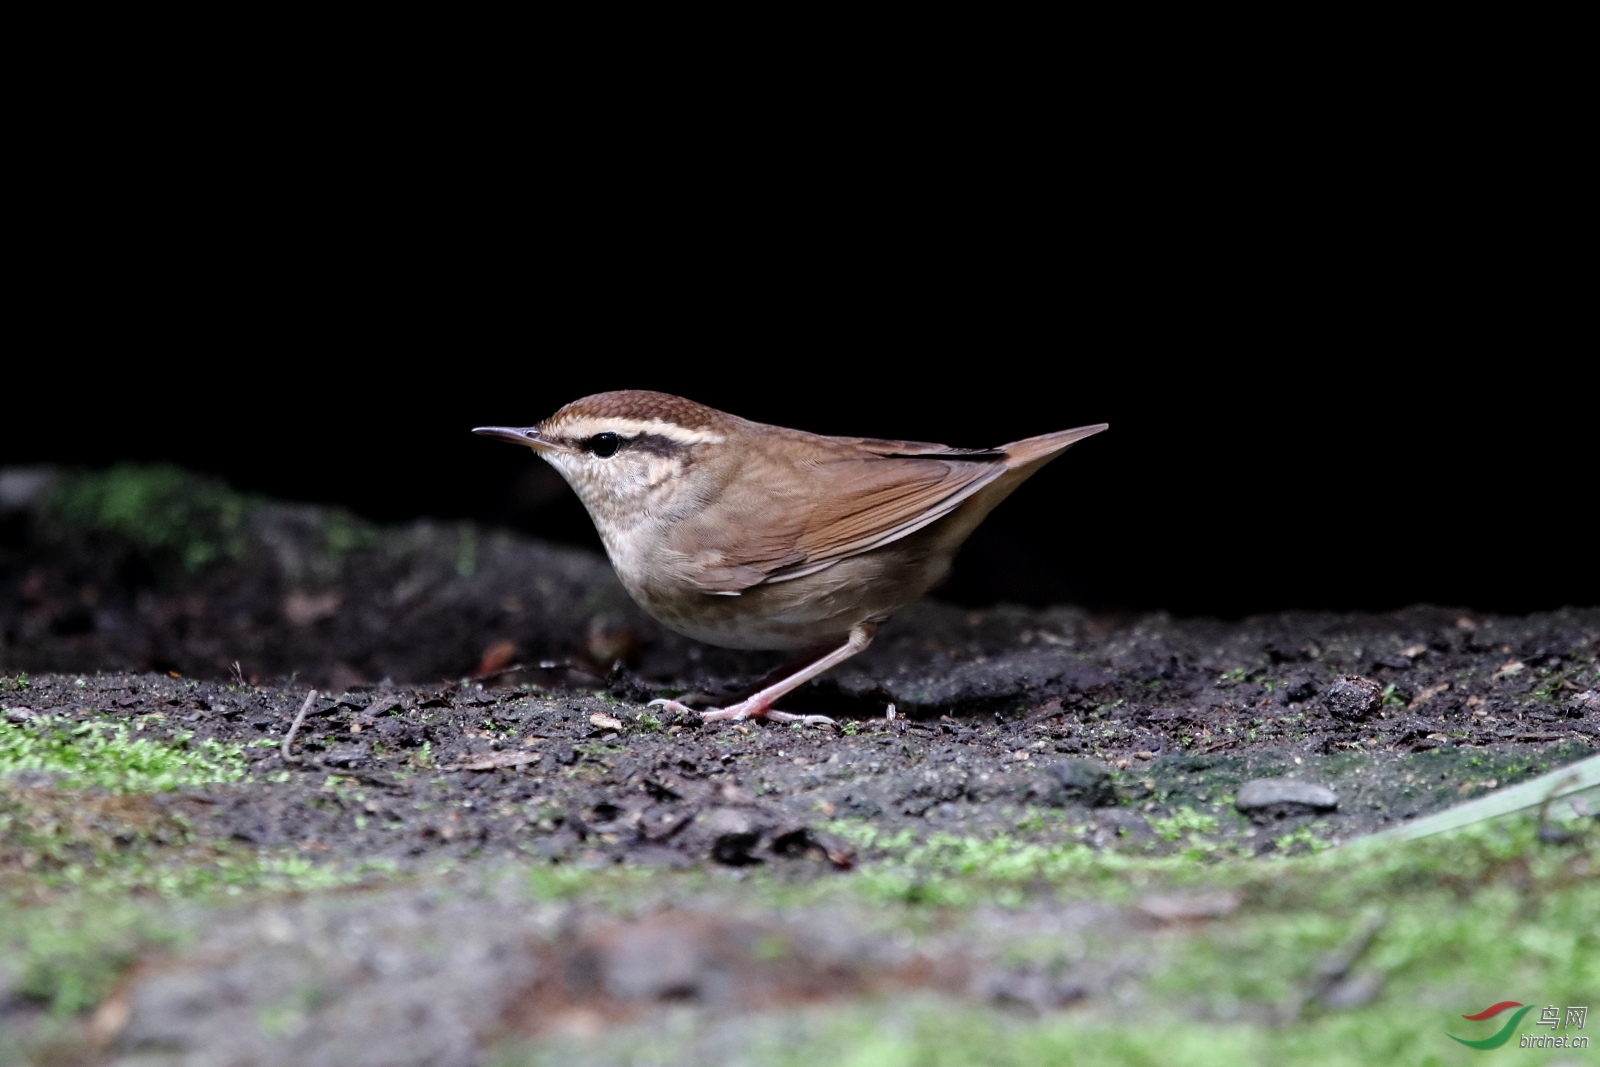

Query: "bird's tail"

xmin=1001 ymin=423 xmax=1109 ymax=469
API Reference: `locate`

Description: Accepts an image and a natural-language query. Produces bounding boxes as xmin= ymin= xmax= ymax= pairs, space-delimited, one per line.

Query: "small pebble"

xmin=1235 ymin=777 xmax=1339 ymax=818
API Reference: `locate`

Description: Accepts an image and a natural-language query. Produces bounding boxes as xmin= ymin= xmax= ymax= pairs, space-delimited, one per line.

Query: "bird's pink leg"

xmin=650 ymin=623 xmax=876 ymax=726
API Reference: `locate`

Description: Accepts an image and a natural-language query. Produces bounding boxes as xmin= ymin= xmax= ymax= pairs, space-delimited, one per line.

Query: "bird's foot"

xmin=759 ymin=708 xmax=837 ymax=726
xmin=647 ymin=697 xmax=834 ymax=727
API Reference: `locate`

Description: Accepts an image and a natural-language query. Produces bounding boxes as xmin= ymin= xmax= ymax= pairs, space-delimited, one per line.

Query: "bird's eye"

xmin=587 ymin=432 xmax=621 ymax=458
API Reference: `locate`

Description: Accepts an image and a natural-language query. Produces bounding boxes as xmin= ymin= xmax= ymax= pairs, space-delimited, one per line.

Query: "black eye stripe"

xmin=587 ymin=432 xmax=622 ymax=457
xmin=625 ymin=434 xmax=685 ymax=458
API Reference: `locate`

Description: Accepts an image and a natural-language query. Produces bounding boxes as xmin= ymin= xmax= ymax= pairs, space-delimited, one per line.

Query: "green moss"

xmin=524 ymin=863 xmax=682 ymax=904
xmin=0 ymin=899 xmax=179 ymax=1016
xmin=1272 ymin=825 xmax=1332 ymax=854
xmin=1149 ymin=806 xmax=1219 ymax=842
xmin=321 ymin=507 xmax=376 ymax=560
xmin=820 ymin=824 xmax=1143 ymax=907
xmin=0 ymin=715 xmax=247 ymax=792
xmin=46 ymin=463 xmax=250 ymax=571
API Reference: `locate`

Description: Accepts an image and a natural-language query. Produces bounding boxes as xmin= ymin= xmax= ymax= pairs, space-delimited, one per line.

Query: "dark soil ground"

xmin=3 ymin=466 xmax=1598 ymax=1065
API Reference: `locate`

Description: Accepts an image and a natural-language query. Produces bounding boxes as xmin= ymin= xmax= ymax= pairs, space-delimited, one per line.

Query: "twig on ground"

xmin=281 ymin=689 xmax=318 ymax=763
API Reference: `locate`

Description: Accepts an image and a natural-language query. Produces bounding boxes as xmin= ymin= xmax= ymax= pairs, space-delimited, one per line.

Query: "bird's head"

xmin=474 ymin=390 xmax=736 ymax=529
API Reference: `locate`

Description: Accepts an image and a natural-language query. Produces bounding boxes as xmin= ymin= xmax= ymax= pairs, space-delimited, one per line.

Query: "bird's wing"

xmin=770 ymin=453 xmax=1009 ymax=581
xmin=670 ymin=446 xmax=1008 ymax=593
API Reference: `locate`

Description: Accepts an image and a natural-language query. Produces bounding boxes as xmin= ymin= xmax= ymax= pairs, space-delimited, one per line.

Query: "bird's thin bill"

xmin=472 ymin=426 xmax=549 ymax=450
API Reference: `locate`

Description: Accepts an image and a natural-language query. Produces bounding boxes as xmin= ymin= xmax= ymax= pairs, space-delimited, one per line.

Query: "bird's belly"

xmin=620 ymin=539 xmax=954 ymax=651
xmin=629 ymin=577 xmax=852 ymax=650
xmin=643 ymin=605 xmax=833 ymax=650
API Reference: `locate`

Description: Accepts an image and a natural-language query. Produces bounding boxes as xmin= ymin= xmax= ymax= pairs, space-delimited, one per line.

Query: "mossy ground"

xmin=2 ymin=468 xmax=1597 ymax=1062
xmin=4 ymin=737 xmax=1595 ymax=1065
xmin=3 ymin=673 xmax=1598 ymax=1064
xmin=1 ymin=711 xmax=250 ymax=793
xmin=491 ymin=813 xmax=1599 ymax=1066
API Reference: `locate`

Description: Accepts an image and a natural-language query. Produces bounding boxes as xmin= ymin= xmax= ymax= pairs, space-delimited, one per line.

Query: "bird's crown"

xmin=539 ymin=390 xmax=734 ymax=448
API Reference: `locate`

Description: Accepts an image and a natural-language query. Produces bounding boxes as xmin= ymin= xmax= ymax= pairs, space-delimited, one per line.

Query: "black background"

xmin=7 ymin=76 xmax=1591 ymax=618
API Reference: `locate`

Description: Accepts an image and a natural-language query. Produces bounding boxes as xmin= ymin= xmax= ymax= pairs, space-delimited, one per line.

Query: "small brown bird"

xmin=475 ymin=392 xmax=1105 ymax=725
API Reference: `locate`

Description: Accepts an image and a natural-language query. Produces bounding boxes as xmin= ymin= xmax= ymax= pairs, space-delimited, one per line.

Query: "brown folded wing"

xmin=670 ymin=445 xmax=1007 ymax=593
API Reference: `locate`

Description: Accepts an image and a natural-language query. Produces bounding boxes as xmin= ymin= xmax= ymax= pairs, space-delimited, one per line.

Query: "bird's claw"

xmin=647 ymin=696 xmax=834 ymax=727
